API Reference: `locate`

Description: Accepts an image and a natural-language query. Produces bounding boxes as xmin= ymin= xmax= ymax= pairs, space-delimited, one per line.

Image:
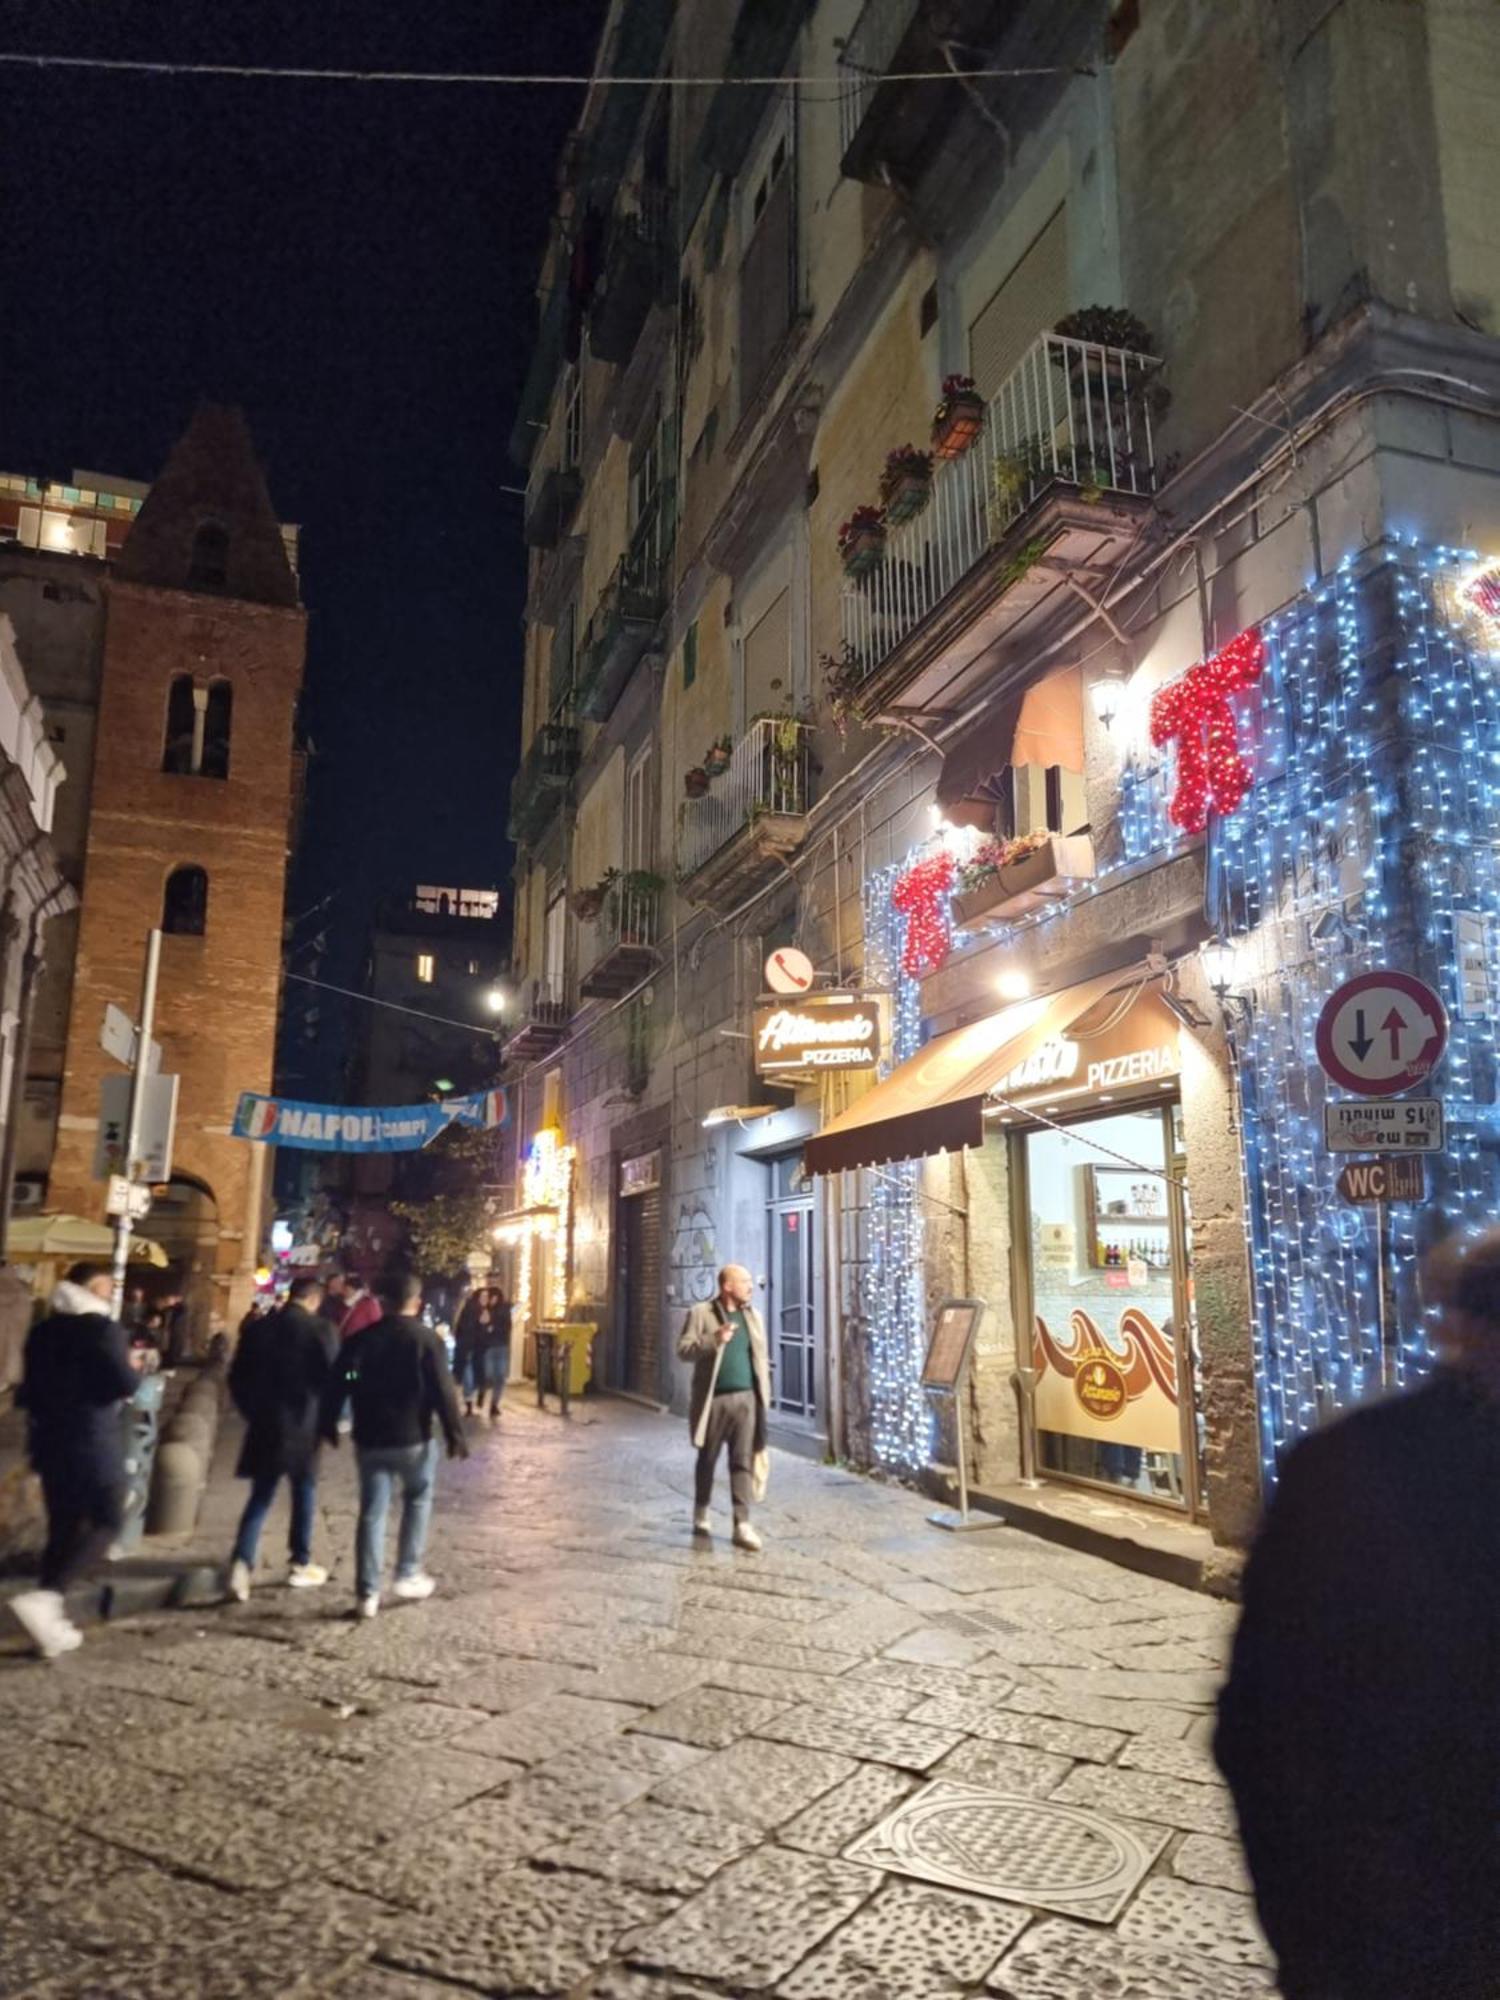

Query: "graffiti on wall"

xmin=670 ymin=1200 xmax=718 ymax=1303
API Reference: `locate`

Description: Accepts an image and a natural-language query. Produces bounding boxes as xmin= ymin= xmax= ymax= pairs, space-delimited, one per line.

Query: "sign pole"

xmin=110 ymin=929 xmax=161 ymax=1317
xmin=1375 ymin=1199 xmax=1394 ymax=1392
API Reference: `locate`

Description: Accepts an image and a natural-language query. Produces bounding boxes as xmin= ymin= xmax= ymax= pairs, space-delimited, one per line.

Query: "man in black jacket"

xmin=225 ymin=1275 xmax=338 ymax=1601
xmin=10 ymin=1263 xmax=143 ymax=1659
xmin=322 ymin=1272 xmax=466 ymax=1619
xmin=1217 ymin=1226 xmax=1500 ymax=2000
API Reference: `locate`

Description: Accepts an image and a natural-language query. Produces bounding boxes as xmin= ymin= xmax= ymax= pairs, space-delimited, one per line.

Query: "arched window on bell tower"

xmin=187 ymin=520 xmax=229 ymax=592
xmin=162 ymin=674 xmax=197 ymax=774
xmin=202 ymin=680 xmax=232 ymax=779
xmin=162 ymin=865 xmax=208 ymax=937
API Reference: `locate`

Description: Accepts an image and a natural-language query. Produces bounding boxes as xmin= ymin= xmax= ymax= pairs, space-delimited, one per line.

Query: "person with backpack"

xmin=322 ymin=1272 xmax=467 ymax=1618
xmin=225 ymin=1274 xmax=338 ymax=1600
xmin=9 ymin=1263 xmax=144 ymax=1659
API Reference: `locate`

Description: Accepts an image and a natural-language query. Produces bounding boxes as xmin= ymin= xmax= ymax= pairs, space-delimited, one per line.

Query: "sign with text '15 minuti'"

xmin=1315 ymin=971 xmax=1448 ymax=1098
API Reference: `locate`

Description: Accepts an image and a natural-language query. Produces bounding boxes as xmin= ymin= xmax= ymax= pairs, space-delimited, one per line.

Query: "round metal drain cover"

xmin=844 ymin=1780 xmax=1169 ymax=1924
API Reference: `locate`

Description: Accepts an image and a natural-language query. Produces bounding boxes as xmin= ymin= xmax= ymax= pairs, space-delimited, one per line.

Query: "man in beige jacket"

xmin=677 ymin=1263 xmax=770 ymax=1550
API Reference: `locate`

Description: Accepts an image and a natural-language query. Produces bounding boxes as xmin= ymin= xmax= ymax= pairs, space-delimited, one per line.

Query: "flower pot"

xmin=703 ymin=750 xmax=731 ymax=779
xmin=572 ymin=892 xmax=604 ymax=923
xmin=951 ymin=835 xmax=1096 ymax=931
xmin=883 ymin=471 xmax=932 ymax=526
xmin=931 ymin=392 xmax=985 ymax=460
xmin=684 ymin=769 xmax=709 ymax=799
xmin=841 ymin=527 xmax=887 ymax=579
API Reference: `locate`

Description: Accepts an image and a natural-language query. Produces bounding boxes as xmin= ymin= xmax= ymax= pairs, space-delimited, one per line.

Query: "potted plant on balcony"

xmin=684 ymin=764 xmax=709 ymax=799
xmin=879 ymin=444 xmax=933 ymax=525
xmin=703 ymin=734 xmax=732 ymax=779
xmin=952 ymin=830 xmax=1094 ymax=929
xmin=570 ymin=867 xmax=618 ymax=923
xmin=820 ymin=643 xmax=866 ymax=739
xmin=1053 ymin=306 xmax=1155 ymax=356
xmin=931 ymin=375 xmax=985 ymax=460
xmin=838 ymin=504 xmax=887 ymax=580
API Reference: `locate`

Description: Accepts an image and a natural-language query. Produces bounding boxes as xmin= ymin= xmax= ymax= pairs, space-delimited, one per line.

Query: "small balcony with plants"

xmin=836 ymin=311 xmax=1162 ymax=722
xmin=575 ymin=535 xmax=667 ymax=723
xmin=507 ymin=713 xmax=581 ymax=850
xmin=501 ymin=975 xmax=572 ymax=1066
xmin=677 ymin=715 xmax=814 ymax=903
xmin=576 ymin=868 xmax=665 ymax=998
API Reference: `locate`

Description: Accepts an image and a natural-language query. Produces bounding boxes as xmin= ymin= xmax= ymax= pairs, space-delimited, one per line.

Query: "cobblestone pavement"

xmin=0 ymin=1398 xmax=1274 ymax=1999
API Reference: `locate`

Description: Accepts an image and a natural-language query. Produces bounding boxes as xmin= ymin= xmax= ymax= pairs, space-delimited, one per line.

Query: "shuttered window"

xmin=743 ymin=587 xmax=791 ymax=717
xmin=739 ymin=163 xmax=795 ymax=409
xmin=968 ymin=207 xmax=1070 ymax=402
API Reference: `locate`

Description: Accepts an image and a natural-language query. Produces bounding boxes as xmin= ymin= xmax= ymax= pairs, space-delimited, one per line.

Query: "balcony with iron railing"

xmin=502 ymin=975 xmax=571 ymax=1066
xmin=575 ymin=526 xmax=668 ymax=723
xmin=837 ymin=0 xmax=1006 ymax=185
xmin=677 ymin=716 xmax=814 ymax=901
xmin=590 ymin=186 xmax=674 ymax=366
xmin=578 ymin=875 xmax=663 ymax=999
xmin=507 ymin=715 xmax=581 ymax=850
xmin=841 ymin=331 xmax=1159 ymax=717
xmin=523 ymin=457 xmax=582 ymax=552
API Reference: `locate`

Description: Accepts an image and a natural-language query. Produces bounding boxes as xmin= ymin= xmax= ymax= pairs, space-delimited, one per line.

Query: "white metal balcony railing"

xmin=521 ymin=976 xmax=569 ymax=1028
xmin=837 ymin=0 xmax=921 ymax=154
xmin=586 ymin=880 xmax=660 ymax=958
xmin=840 ymin=332 xmax=1159 ymax=678
xmin=678 ymin=717 xmax=813 ymax=879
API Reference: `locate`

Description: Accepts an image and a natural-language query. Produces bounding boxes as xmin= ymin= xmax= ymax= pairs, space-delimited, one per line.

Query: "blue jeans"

xmin=232 ymin=1467 xmax=318 ymax=1569
xmin=356 ymin=1441 xmax=439 ymax=1599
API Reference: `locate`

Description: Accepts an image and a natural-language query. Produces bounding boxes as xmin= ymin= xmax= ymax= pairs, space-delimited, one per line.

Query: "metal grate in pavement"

xmin=843 ymin=1779 xmax=1168 ymax=1924
xmin=936 ymin=1607 xmax=1025 ymax=1638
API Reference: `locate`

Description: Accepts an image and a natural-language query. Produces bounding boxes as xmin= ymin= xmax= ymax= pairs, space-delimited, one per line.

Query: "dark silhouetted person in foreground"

xmin=322 ymin=1272 xmax=467 ymax=1619
xmin=10 ymin=1263 xmax=143 ymax=1659
xmin=225 ymin=1275 xmax=338 ymax=1601
xmin=1217 ymin=1227 xmax=1500 ymax=2000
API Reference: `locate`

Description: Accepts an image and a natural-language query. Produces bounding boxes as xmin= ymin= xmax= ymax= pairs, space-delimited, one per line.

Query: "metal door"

xmin=621 ymin=1185 xmax=662 ymax=1399
xmin=767 ymin=1154 xmax=817 ymax=1422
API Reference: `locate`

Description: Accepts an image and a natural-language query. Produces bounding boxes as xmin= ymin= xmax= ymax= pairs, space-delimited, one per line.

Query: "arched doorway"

xmin=144 ymin=1173 xmax=219 ymax=1355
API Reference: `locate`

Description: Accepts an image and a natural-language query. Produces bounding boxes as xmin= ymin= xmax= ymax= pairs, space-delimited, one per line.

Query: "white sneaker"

xmin=692 ymin=1509 xmax=712 ymax=1536
xmin=356 ymin=1594 xmax=379 ymax=1619
xmin=391 ymin=1572 xmax=436 ymax=1601
xmin=732 ymin=1521 xmax=763 ymax=1552
xmin=288 ymin=1563 xmax=328 ymax=1589
xmin=9 ymin=1589 xmax=78 ymax=1660
xmin=227 ymin=1559 xmax=251 ymax=1602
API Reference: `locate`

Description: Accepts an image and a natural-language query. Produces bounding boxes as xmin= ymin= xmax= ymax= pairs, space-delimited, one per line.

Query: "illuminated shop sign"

xmin=753 ymin=995 xmax=887 ymax=1076
xmin=414 ymin=885 xmax=500 ymax=919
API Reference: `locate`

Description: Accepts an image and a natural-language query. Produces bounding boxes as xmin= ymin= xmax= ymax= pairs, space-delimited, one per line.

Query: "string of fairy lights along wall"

xmin=1217 ymin=541 xmax=1500 ymax=1475
xmin=860 ymin=860 xmax=931 ymax=1471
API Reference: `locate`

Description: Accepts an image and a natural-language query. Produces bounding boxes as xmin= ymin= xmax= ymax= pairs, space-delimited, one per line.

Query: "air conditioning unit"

xmin=12 ymin=1180 xmax=45 ymax=1213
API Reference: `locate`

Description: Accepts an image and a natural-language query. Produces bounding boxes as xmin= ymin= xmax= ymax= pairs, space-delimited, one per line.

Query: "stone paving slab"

xmin=632 ymin=1683 xmax=790 ymax=1749
xmin=779 ymin=1760 xmax=919 ymax=1857
xmin=932 ymin=1736 xmax=1075 ymax=1799
xmin=449 ymin=1690 xmax=645 ymax=1763
xmin=777 ymin=1878 xmax=1033 ymax=2000
xmin=1118 ymin=1875 xmax=1272 ymax=1965
xmin=379 ymin=1865 xmax=672 ymax=1995
xmin=651 ymin=1735 xmax=857 ymax=1830
xmin=996 ymin=1679 xmax=1198 ymax=1740
xmin=1171 ymin=1831 xmax=1254 ymax=1893
xmin=986 ymin=1916 xmax=1278 ymax=1999
xmin=754 ymin=1700 xmax=961 ymax=1771
xmin=905 ymin=1693 xmax=1125 ymax=1764
xmin=539 ymin=1798 xmax=762 ymax=1893
xmin=628 ymin=1844 xmax=876 ymax=1987
xmin=1052 ymin=1763 xmax=1240 ymax=1838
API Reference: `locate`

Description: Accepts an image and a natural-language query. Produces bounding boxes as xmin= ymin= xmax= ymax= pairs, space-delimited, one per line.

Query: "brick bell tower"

xmin=48 ymin=405 xmax=306 ymax=1335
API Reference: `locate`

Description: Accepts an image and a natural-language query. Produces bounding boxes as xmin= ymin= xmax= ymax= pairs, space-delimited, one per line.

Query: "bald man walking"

xmin=677 ymin=1264 xmax=770 ymax=1550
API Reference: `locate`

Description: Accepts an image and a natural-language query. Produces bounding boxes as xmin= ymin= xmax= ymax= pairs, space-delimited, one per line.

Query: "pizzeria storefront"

xmin=807 ymin=972 xmax=1210 ymax=1524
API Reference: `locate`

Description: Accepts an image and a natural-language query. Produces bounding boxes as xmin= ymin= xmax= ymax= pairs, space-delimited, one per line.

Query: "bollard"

xmin=146 ymin=1440 xmax=204 ymax=1534
xmin=1009 ymin=1366 xmax=1044 ymax=1490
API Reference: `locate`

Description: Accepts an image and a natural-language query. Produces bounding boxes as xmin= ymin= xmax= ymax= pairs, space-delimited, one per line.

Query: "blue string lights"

xmin=862 ymin=856 xmax=934 ymax=1469
xmin=1217 ymin=541 xmax=1500 ymax=1478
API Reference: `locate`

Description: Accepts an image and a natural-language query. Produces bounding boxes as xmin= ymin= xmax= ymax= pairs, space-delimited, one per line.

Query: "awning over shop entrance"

xmin=804 ymin=967 xmax=1146 ymax=1177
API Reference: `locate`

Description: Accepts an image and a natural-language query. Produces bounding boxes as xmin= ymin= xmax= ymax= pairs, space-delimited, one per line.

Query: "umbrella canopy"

xmin=7 ymin=1213 xmax=168 ymax=1267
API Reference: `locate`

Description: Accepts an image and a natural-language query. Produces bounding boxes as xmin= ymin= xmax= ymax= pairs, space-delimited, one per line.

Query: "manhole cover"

xmin=844 ymin=1780 xmax=1169 ymax=1924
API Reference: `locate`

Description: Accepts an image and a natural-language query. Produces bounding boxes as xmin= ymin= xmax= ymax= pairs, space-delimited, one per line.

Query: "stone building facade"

xmin=506 ymin=0 xmax=1500 ymax=1564
xmin=0 ymin=409 xmax=306 ymax=1333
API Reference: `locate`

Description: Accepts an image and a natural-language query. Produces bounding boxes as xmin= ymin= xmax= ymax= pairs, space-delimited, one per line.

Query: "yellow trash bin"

xmin=535 ymin=1321 xmax=595 ymax=1397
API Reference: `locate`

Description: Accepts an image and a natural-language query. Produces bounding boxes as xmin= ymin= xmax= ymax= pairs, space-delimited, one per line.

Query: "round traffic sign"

xmin=1315 ymin=971 xmax=1448 ymax=1098
xmin=764 ymin=947 xmax=814 ymax=995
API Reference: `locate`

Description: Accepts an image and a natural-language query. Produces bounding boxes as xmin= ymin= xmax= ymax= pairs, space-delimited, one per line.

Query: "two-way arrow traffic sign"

xmin=1315 ymin=972 xmax=1448 ymax=1098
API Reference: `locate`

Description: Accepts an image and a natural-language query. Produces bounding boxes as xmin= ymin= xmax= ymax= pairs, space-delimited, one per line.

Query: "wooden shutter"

xmin=739 ymin=169 xmax=795 ymax=407
xmin=968 ymin=207 xmax=1070 ymax=402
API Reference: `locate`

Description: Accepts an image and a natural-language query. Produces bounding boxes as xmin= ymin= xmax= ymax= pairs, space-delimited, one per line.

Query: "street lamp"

xmin=484 ymin=986 xmax=509 ymax=1016
xmin=1089 ymin=671 xmax=1129 ymax=731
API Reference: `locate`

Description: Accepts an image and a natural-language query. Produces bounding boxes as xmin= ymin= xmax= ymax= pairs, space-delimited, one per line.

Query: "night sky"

xmin=0 ymin=1 xmax=602 ymax=1092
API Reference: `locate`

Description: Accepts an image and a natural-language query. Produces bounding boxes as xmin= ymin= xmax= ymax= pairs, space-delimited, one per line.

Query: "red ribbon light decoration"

xmin=1463 ymin=565 xmax=1500 ymax=622
xmin=1149 ymin=628 xmax=1267 ymax=835
xmin=891 ymin=849 xmax=956 ymax=976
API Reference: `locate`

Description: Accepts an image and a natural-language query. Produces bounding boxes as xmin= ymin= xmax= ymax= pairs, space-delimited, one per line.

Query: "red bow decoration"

xmin=1149 ymin=628 xmax=1267 ymax=835
xmin=892 ymin=850 xmax=956 ymax=976
xmin=1464 ymin=565 xmax=1500 ymax=621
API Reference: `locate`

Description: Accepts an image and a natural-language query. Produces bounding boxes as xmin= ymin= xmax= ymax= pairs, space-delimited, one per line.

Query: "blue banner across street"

xmin=232 ymin=1086 xmax=508 ymax=1152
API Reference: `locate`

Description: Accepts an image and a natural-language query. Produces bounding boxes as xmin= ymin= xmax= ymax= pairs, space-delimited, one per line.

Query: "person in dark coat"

xmin=1216 ymin=1226 xmax=1500 ymax=2000
xmin=322 ymin=1271 xmax=467 ymax=1618
xmin=454 ymin=1284 xmax=511 ymax=1420
xmin=10 ymin=1262 xmax=143 ymax=1659
xmin=225 ymin=1275 xmax=338 ymax=1600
